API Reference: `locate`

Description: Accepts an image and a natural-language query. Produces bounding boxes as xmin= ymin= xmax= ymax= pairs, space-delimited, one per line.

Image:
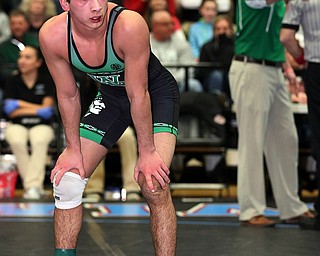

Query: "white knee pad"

xmin=53 ymin=172 xmax=88 ymax=209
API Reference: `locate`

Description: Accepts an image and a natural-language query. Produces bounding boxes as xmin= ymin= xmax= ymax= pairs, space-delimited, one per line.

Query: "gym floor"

xmin=0 ymin=188 xmax=319 ymax=256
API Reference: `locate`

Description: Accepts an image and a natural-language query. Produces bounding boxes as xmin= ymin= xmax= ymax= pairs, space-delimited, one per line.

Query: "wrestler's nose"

xmin=91 ymin=0 xmax=102 ymax=12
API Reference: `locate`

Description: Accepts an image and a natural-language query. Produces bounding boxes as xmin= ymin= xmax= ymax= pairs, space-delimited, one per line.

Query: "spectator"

xmin=150 ymin=10 xmax=203 ymax=92
xmin=3 ymin=45 xmax=56 ymax=200
xmin=18 ymin=0 xmax=57 ymax=36
xmin=0 ymin=6 xmax=11 ymax=44
xmin=198 ymin=14 xmax=234 ymax=95
xmin=229 ymin=0 xmax=314 ymax=227
xmin=188 ymin=0 xmax=218 ymax=60
xmin=281 ymin=0 xmax=320 ymax=231
xmin=145 ymin=0 xmax=183 ymax=35
xmin=0 ymin=9 xmax=38 ymax=96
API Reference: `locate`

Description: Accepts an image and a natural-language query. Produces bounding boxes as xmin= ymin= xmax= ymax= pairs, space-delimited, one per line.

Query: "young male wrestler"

xmin=39 ymin=0 xmax=180 ymax=255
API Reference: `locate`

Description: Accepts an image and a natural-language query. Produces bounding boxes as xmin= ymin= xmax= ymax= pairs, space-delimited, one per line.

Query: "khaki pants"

xmin=5 ymin=123 xmax=54 ymax=190
xmin=229 ymin=60 xmax=308 ymax=220
xmin=85 ymin=126 xmax=140 ymax=193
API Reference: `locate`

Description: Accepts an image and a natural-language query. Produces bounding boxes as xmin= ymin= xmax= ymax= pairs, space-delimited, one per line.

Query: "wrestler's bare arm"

xmin=39 ymin=15 xmax=85 ymax=184
xmin=116 ymin=11 xmax=170 ymax=192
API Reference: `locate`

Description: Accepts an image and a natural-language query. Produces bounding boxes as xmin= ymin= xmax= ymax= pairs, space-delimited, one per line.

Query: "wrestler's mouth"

xmin=91 ymin=16 xmax=102 ymax=23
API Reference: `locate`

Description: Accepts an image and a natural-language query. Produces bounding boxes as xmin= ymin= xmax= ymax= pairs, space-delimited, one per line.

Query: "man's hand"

xmin=134 ymin=150 xmax=170 ymax=192
xmin=51 ymin=147 xmax=86 ymax=186
xmin=285 ymin=68 xmax=299 ymax=97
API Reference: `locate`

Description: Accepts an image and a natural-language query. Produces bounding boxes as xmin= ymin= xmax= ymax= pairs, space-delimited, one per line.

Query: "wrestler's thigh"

xmin=153 ymin=132 xmax=176 ymax=167
xmin=80 ymin=137 xmax=108 ymax=178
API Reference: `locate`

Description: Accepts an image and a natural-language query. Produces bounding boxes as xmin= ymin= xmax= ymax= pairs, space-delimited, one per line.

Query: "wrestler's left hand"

xmin=134 ymin=150 xmax=170 ymax=193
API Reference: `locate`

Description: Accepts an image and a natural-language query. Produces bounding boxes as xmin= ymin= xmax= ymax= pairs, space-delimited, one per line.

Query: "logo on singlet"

xmin=84 ymin=93 xmax=105 ymax=117
xmin=87 ymin=73 xmax=124 ymax=86
xmin=110 ymin=63 xmax=122 ymax=71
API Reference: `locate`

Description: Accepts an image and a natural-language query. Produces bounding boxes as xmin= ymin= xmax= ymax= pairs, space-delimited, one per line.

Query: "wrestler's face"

xmin=62 ymin=0 xmax=108 ymax=29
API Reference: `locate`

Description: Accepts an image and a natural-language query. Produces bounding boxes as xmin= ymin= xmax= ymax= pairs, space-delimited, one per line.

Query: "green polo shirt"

xmin=235 ymin=0 xmax=286 ymax=62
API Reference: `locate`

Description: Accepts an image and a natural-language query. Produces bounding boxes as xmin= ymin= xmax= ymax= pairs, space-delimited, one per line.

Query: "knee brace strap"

xmin=53 ymin=172 xmax=88 ymax=209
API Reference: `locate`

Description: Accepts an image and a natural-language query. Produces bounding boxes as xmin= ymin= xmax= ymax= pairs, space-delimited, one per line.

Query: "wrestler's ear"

xmin=59 ymin=0 xmax=70 ymax=12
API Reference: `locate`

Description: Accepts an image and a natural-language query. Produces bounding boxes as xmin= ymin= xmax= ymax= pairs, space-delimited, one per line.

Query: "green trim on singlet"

xmin=153 ymin=123 xmax=178 ymax=137
xmin=55 ymin=249 xmax=76 ymax=256
xmin=68 ymin=6 xmax=125 ymax=86
xmin=79 ymin=123 xmax=105 ymax=144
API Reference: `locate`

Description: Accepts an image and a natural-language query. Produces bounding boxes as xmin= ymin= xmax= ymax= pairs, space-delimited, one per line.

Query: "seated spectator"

xmin=18 ymin=0 xmax=57 ymax=37
xmin=188 ymin=0 xmax=218 ymax=60
xmin=0 ymin=9 xmax=38 ymax=87
xmin=198 ymin=14 xmax=234 ymax=95
xmin=3 ymin=45 xmax=56 ymax=200
xmin=150 ymin=10 xmax=203 ymax=92
xmin=0 ymin=6 xmax=11 ymax=44
xmin=145 ymin=0 xmax=184 ymax=39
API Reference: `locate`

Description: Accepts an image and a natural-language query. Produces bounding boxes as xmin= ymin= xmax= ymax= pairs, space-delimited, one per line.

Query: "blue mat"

xmin=0 ymin=202 xmax=313 ymax=218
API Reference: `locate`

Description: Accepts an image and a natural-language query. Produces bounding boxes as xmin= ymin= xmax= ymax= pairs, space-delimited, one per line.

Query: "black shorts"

xmin=80 ymin=69 xmax=180 ymax=149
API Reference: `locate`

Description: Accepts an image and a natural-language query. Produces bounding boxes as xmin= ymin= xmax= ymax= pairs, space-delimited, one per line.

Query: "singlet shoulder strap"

xmin=105 ymin=6 xmax=126 ymax=66
xmin=67 ymin=6 xmax=126 ymax=73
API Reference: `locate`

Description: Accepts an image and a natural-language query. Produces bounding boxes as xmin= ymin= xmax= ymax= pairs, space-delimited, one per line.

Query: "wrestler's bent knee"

xmin=139 ymin=178 xmax=169 ymax=204
xmin=53 ymin=172 xmax=88 ymax=209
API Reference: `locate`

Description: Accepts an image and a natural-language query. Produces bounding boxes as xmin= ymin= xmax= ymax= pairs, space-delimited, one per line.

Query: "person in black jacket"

xmin=198 ymin=15 xmax=234 ymax=96
xmin=3 ymin=45 xmax=56 ymax=199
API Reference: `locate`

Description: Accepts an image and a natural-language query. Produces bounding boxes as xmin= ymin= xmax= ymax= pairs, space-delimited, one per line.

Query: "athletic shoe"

xmin=23 ymin=187 xmax=41 ymax=200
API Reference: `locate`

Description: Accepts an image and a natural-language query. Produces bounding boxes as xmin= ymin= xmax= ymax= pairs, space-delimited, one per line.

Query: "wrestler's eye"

xmin=78 ymin=0 xmax=88 ymax=4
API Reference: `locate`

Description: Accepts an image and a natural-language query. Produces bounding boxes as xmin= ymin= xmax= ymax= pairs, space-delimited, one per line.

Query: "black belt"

xmin=234 ymin=55 xmax=282 ymax=68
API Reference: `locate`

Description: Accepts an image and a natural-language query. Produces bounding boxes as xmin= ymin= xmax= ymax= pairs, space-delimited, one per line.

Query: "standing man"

xmin=228 ymin=0 xmax=313 ymax=227
xmin=39 ymin=1 xmax=179 ymax=255
xmin=281 ymin=0 xmax=320 ymax=231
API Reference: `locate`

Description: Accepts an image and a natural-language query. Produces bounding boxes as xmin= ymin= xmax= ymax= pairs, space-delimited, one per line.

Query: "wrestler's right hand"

xmin=50 ymin=147 xmax=86 ymax=186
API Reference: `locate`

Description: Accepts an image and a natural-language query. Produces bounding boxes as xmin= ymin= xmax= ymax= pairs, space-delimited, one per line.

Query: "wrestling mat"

xmin=1 ymin=202 xmax=312 ymax=218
